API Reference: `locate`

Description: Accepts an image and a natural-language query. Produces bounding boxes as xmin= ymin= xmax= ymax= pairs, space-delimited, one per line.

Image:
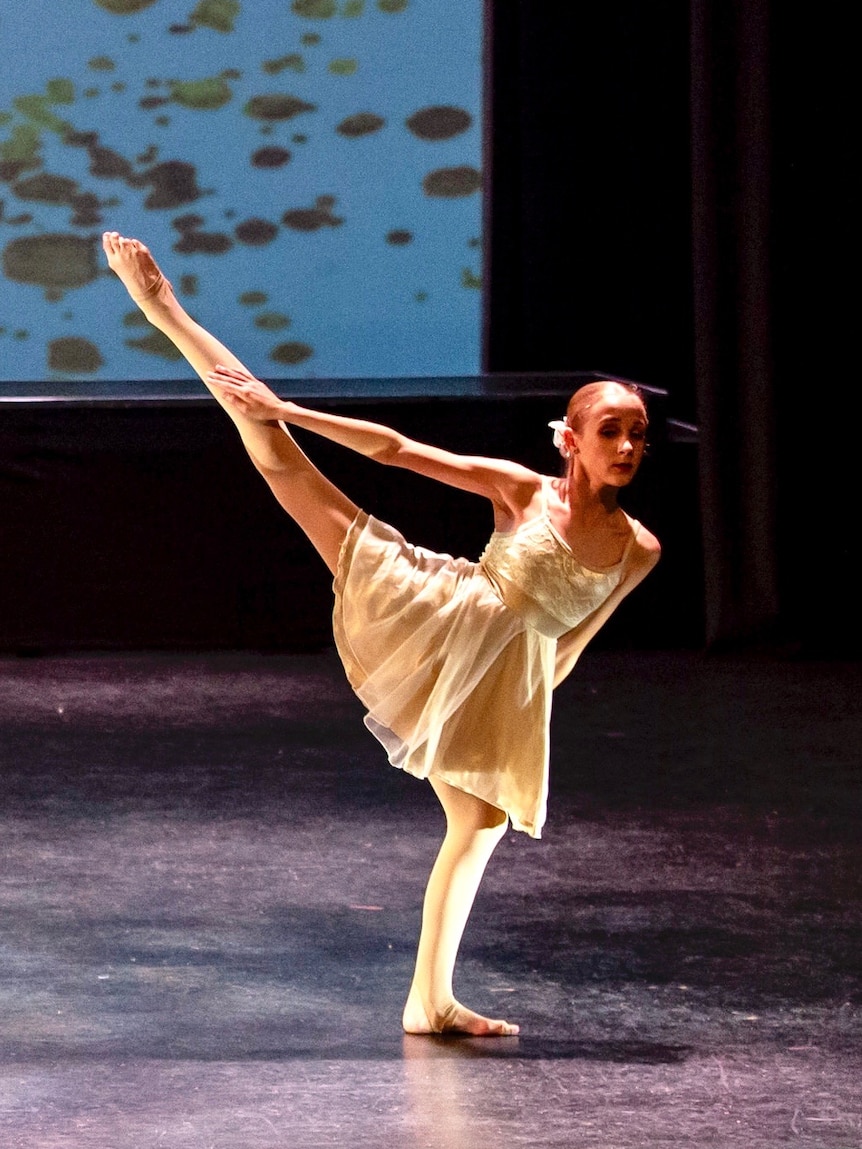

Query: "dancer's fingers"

xmin=206 ymin=373 xmax=245 ymax=398
xmin=213 ymin=364 xmax=257 ymax=384
xmin=212 ymin=385 xmax=242 ymax=405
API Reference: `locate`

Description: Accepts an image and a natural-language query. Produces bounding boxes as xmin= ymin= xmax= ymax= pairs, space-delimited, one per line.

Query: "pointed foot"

xmin=102 ymin=231 xmax=172 ymax=305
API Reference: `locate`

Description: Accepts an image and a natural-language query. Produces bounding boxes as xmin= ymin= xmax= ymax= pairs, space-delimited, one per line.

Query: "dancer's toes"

xmin=437 ymin=1002 xmax=520 ymax=1037
xmin=102 ymin=231 xmax=171 ymax=304
xmin=402 ymin=993 xmax=519 ymax=1037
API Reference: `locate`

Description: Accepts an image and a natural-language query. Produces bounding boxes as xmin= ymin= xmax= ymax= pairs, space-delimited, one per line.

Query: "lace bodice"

xmin=479 ymin=488 xmax=638 ymax=640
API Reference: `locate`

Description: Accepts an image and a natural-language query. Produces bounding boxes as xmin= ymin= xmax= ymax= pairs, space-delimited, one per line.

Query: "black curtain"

xmin=690 ymin=1 xmax=856 ymax=652
xmin=690 ymin=0 xmax=778 ymax=647
xmin=488 ymin=2 xmax=857 ymax=654
xmin=769 ymin=7 xmax=857 ymax=654
xmin=485 ymin=2 xmax=694 ymax=396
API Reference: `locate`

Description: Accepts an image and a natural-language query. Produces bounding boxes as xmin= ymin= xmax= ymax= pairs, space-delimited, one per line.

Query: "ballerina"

xmin=103 ymin=231 xmax=660 ymax=1036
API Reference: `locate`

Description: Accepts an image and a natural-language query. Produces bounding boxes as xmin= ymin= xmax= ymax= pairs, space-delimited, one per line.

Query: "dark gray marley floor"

xmin=0 ymin=648 xmax=860 ymax=1148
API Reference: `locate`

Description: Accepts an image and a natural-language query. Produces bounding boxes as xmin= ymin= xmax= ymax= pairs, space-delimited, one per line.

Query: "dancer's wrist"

xmin=277 ymin=399 xmax=300 ymax=423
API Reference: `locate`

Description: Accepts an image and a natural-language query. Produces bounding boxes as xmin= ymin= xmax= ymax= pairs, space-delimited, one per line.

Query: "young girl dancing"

xmin=103 ymin=232 xmax=660 ymax=1037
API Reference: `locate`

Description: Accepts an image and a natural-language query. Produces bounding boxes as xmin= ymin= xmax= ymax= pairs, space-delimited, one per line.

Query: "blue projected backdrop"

xmin=0 ymin=1 xmax=482 ymax=390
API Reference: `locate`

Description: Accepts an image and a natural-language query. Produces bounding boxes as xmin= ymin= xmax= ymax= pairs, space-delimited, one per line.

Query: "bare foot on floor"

xmin=102 ymin=231 xmax=172 ymax=305
xmin=402 ymin=990 xmax=519 ymax=1037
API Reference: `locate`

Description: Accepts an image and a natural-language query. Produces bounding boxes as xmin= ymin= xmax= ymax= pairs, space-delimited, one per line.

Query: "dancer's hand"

xmin=205 ymin=365 xmax=288 ymax=422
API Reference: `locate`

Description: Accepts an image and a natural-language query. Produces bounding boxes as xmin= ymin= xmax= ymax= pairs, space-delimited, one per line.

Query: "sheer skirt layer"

xmin=332 ymin=512 xmax=555 ymax=838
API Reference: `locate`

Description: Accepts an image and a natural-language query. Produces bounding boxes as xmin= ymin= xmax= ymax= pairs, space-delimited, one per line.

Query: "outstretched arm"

xmin=207 ymin=364 xmax=540 ymax=519
xmin=103 ymin=234 xmax=539 ymax=518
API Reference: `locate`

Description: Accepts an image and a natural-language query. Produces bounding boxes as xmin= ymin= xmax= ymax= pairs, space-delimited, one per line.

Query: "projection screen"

xmin=0 ymin=1 xmax=483 ymax=395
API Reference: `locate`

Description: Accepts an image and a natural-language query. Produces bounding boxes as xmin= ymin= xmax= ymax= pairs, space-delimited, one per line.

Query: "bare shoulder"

xmin=489 ymin=459 xmax=543 ymax=522
xmin=636 ymin=525 xmax=661 ymax=559
xmin=623 ymin=511 xmax=660 ymax=555
xmin=496 ymin=458 xmax=544 ymax=497
xmin=484 ymin=456 xmax=541 ymax=485
xmin=624 ymin=519 xmax=661 ymax=579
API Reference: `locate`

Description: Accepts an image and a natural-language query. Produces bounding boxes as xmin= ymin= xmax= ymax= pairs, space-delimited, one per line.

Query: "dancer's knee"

xmin=431 ymin=778 xmax=508 ymax=836
xmin=440 ymin=818 xmax=507 ymax=874
xmin=482 ymin=815 xmax=509 ymax=848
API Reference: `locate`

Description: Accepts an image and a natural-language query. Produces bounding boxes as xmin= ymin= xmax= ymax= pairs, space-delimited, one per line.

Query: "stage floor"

xmin=1 ymin=649 xmax=859 ymax=1148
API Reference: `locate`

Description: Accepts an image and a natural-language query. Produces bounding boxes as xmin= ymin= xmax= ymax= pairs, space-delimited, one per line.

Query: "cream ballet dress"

xmin=333 ymin=478 xmax=649 ymax=838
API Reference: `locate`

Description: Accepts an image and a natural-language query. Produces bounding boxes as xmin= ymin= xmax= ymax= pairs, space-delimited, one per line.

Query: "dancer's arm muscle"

xmin=210 ymin=365 xmax=539 ymax=512
xmin=288 ymin=404 xmax=536 ymax=505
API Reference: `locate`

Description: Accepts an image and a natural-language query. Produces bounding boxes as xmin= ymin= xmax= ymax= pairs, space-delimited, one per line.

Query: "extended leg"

xmin=402 ymin=779 xmax=518 ymax=1036
xmin=102 ymin=232 xmax=356 ymax=573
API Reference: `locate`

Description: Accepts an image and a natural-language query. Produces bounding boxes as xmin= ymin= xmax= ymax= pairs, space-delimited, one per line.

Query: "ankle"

xmin=136 ymin=284 xmax=175 ymax=324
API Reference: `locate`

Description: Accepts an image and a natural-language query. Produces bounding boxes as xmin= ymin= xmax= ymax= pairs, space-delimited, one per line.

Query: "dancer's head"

xmin=551 ymin=380 xmax=648 ymax=486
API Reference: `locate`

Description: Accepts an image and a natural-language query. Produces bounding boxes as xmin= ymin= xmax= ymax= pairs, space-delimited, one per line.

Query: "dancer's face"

xmin=571 ymin=385 xmax=648 ymax=487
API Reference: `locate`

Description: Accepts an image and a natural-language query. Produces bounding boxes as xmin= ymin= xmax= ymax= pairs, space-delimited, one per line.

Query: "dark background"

xmin=0 ymin=3 xmax=855 ymax=657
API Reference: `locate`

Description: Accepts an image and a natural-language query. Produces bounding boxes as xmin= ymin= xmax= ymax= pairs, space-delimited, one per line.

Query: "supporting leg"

xmin=402 ymin=779 xmax=519 ymax=1036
